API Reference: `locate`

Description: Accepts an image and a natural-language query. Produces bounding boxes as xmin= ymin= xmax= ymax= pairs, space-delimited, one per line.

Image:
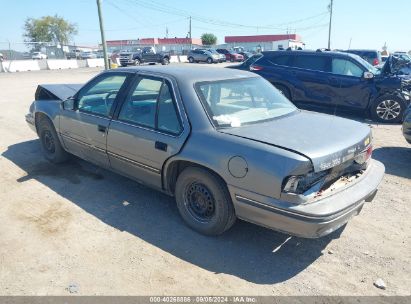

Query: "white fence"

xmin=0 ymin=55 xmax=186 ymax=72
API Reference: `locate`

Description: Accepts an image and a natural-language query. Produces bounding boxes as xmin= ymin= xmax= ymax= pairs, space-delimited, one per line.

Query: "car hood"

xmin=219 ymin=111 xmax=371 ymax=172
xmin=35 ymin=84 xmax=83 ymax=101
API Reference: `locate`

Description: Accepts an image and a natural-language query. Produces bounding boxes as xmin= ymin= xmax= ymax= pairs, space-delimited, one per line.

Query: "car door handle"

xmin=155 ymin=141 xmax=167 ymax=152
xmin=97 ymin=125 xmax=107 ymax=133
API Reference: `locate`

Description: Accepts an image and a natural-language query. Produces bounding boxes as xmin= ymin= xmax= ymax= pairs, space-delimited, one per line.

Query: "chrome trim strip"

xmin=61 ymin=133 xmax=105 ymax=153
xmin=107 ymin=151 xmax=161 ymax=174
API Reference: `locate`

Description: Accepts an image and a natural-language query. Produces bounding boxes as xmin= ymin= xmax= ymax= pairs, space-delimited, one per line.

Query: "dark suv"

xmin=250 ymin=50 xmax=411 ymax=123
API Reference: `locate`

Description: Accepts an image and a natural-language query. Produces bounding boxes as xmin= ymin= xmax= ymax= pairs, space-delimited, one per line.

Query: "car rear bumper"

xmin=228 ymin=160 xmax=385 ymax=238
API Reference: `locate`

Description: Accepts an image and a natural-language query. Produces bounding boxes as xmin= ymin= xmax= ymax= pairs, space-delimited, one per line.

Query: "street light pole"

xmin=327 ymin=0 xmax=333 ymax=49
xmin=96 ymin=0 xmax=109 ymax=70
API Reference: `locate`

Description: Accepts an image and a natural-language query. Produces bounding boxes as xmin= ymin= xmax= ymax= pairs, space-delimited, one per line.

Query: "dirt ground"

xmin=0 ymin=66 xmax=410 ymax=296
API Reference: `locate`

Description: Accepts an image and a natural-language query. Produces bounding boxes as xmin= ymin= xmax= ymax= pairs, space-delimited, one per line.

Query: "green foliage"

xmin=23 ymin=15 xmax=78 ymax=49
xmin=201 ymin=33 xmax=217 ymax=46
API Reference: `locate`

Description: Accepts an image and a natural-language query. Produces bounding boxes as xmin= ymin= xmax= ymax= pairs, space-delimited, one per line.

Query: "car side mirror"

xmin=63 ymin=97 xmax=76 ymax=110
xmin=363 ymin=71 xmax=374 ymax=79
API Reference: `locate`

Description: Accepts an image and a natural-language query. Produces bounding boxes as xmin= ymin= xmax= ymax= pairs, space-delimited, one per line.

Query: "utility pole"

xmin=96 ymin=0 xmax=109 ymax=70
xmin=327 ymin=0 xmax=333 ymax=49
xmin=189 ymin=16 xmax=192 ymax=50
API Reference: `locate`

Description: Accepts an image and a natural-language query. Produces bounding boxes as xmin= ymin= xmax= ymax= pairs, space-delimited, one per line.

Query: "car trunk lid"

xmin=219 ymin=111 xmax=372 ymax=172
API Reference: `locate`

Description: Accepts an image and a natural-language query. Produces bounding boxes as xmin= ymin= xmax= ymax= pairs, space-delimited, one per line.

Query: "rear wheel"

xmin=133 ymin=58 xmax=141 ymax=66
xmin=38 ymin=117 xmax=70 ymax=163
xmin=230 ymin=56 xmax=234 ymax=62
xmin=188 ymin=57 xmax=194 ymax=63
xmin=161 ymin=57 xmax=170 ymax=65
xmin=207 ymin=57 xmax=213 ymax=64
xmin=370 ymin=95 xmax=406 ymax=123
xmin=175 ymin=167 xmax=236 ymax=235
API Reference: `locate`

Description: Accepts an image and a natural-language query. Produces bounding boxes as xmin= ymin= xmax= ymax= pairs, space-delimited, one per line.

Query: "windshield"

xmin=196 ymin=77 xmax=297 ymax=128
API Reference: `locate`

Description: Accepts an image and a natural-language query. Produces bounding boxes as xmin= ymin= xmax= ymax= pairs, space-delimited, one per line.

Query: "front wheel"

xmin=188 ymin=57 xmax=194 ymax=63
xmin=175 ymin=167 xmax=236 ymax=235
xmin=370 ymin=95 xmax=406 ymax=123
xmin=207 ymin=57 xmax=213 ymax=64
xmin=38 ymin=118 xmax=70 ymax=163
xmin=133 ymin=58 xmax=141 ymax=66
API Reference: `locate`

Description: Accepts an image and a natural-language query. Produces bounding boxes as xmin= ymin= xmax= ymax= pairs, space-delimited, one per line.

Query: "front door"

xmin=107 ymin=75 xmax=189 ymax=189
xmin=328 ymin=58 xmax=371 ymax=109
xmin=60 ymin=73 xmax=129 ymax=168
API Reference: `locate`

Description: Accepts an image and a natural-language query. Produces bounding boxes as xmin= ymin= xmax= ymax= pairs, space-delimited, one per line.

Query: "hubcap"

xmin=184 ymin=182 xmax=215 ymax=222
xmin=42 ymin=130 xmax=55 ymax=153
xmin=376 ymin=100 xmax=401 ymax=120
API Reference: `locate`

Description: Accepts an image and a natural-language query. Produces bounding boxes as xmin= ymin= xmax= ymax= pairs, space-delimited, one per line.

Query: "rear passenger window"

xmin=293 ymin=55 xmax=329 ymax=72
xmin=118 ymin=77 xmax=182 ymax=134
xmin=332 ymin=59 xmax=363 ymax=77
xmin=157 ymin=83 xmax=182 ymax=135
xmin=118 ymin=78 xmax=162 ymax=128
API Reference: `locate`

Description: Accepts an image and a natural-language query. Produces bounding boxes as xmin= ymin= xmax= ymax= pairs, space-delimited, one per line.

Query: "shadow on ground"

xmin=2 ymin=140 xmax=342 ymax=284
xmin=373 ymin=146 xmax=411 ymax=179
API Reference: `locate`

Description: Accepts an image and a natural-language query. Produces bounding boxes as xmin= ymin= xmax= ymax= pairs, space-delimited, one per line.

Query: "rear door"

xmin=107 ymin=74 xmax=189 ymax=189
xmin=290 ymin=54 xmax=334 ymax=106
xmin=60 ymin=72 xmax=131 ymax=168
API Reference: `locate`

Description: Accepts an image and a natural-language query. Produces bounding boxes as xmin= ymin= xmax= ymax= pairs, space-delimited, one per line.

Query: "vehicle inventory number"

xmin=150 ymin=296 xmax=256 ymax=303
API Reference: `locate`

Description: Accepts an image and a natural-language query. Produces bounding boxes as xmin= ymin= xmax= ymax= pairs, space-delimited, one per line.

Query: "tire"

xmin=370 ymin=94 xmax=406 ymax=123
xmin=175 ymin=167 xmax=236 ymax=235
xmin=275 ymin=84 xmax=292 ymax=100
xmin=188 ymin=57 xmax=194 ymax=63
xmin=161 ymin=57 xmax=170 ymax=65
xmin=121 ymin=64 xmax=127 ymax=67
xmin=133 ymin=58 xmax=141 ymax=66
xmin=38 ymin=117 xmax=70 ymax=163
xmin=207 ymin=57 xmax=213 ymax=64
xmin=230 ymin=57 xmax=234 ymax=62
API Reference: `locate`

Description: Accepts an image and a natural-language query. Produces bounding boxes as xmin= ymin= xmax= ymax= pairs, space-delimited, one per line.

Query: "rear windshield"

xmin=196 ymin=77 xmax=297 ymax=128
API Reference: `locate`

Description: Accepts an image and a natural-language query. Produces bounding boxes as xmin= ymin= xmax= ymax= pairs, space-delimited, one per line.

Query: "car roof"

xmin=261 ymin=50 xmax=358 ymax=59
xmin=114 ymin=65 xmax=257 ymax=82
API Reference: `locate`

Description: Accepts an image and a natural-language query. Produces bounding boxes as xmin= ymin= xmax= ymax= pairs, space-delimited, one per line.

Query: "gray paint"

xmin=27 ymin=66 xmax=385 ymax=238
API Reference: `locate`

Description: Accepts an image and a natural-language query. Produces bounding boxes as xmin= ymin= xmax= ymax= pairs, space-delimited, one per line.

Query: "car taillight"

xmin=250 ymin=65 xmax=264 ymax=71
xmin=355 ymin=145 xmax=373 ymax=165
xmin=373 ymin=58 xmax=379 ymax=66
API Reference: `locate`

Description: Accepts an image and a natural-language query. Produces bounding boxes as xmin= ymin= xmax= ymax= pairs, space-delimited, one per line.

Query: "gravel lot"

xmin=0 ymin=66 xmax=410 ymax=296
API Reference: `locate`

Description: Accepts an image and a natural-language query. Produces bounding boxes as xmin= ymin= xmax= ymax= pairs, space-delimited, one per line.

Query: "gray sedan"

xmin=26 ymin=66 xmax=385 ymax=238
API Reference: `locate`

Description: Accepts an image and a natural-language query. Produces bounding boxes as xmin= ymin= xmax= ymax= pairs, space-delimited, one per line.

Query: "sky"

xmin=0 ymin=0 xmax=410 ymax=52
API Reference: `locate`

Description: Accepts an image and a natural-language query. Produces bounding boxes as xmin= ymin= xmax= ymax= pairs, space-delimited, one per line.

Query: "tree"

xmin=23 ymin=15 xmax=78 ymax=49
xmin=201 ymin=33 xmax=217 ymax=46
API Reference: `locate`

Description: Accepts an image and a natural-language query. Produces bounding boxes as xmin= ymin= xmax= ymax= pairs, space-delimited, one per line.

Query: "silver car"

xmin=188 ymin=49 xmax=221 ymax=64
xmin=26 ymin=66 xmax=384 ymax=238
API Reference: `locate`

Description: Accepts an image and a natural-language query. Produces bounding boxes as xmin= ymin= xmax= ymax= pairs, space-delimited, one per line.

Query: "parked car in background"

xmin=403 ymin=104 xmax=411 ymax=143
xmin=187 ymin=49 xmax=220 ymax=63
xmin=66 ymin=49 xmax=81 ymax=59
xmin=119 ymin=46 xmax=170 ymax=66
xmin=32 ymin=52 xmax=47 ymax=60
xmin=216 ymin=49 xmax=244 ymax=62
xmin=250 ymin=50 xmax=411 ymax=123
xmin=341 ymin=49 xmax=382 ymax=66
xmin=25 ymin=66 xmax=384 ymax=238
xmin=80 ymin=51 xmax=97 ymax=59
xmin=226 ymin=53 xmax=263 ymax=71
xmin=239 ymin=51 xmax=254 ymax=60
xmin=198 ymin=48 xmax=226 ymax=62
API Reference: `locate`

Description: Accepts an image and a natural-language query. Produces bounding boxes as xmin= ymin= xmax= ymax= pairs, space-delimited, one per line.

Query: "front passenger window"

xmin=332 ymin=59 xmax=363 ymax=77
xmin=77 ymin=75 xmax=127 ymax=117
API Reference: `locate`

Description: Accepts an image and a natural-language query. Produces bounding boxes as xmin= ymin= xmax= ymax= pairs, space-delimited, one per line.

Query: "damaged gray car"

xmin=26 ymin=66 xmax=385 ymax=238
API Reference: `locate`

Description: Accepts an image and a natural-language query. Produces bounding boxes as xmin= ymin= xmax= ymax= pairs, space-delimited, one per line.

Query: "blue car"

xmin=249 ymin=50 xmax=411 ymax=123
